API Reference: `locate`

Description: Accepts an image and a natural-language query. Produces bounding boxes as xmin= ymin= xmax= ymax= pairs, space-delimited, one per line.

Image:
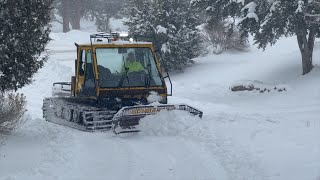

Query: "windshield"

xmin=96 ymin=47 xmax=163 ymax=88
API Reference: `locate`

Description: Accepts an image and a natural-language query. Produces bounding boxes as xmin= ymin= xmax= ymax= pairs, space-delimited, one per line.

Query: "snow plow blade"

xmin=112 ymin=104 xmax=203 ymax=134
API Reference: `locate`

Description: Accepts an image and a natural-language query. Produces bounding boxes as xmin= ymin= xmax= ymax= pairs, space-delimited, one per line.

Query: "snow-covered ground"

xmin=0 ymin=19 xmax=320 ymax=180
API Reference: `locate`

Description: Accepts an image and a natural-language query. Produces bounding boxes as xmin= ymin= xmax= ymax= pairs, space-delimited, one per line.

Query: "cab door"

xmin=76 ymin=48 xmax=96 ymax=97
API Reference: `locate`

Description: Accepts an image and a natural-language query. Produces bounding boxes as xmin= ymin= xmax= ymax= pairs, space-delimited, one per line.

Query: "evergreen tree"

xmin=0 ymin=0 xmax=53 ymax=92
xmin=124 ymin=0 xmax=157 ymax=41
xmin=125 ymin=0 xmax=202 ymax=71
xmin=191 ymin=0 xmax=243 ymax=26
xmin=243 ymin=0 xmax=320 ymax=75
xmin=192 ymin=0 xmax=320 ymax=75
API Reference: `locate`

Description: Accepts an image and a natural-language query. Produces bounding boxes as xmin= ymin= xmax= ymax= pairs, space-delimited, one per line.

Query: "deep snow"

xmin=0 ymin=19 xmax=320 ymax=180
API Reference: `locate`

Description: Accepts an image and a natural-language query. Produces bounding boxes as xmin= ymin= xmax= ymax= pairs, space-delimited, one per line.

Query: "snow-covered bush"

xmin=0 ymin=93 xmax=26 ymax=134
xmin=230 ymin=80 xmax=288 ymax=93
xmin=192 ymin=0 xmax=248 ymax=54
xmin=125 ymin=0 xmax=202 ymax=71
xmin=201 ymin=21 xmax=249 ymax=54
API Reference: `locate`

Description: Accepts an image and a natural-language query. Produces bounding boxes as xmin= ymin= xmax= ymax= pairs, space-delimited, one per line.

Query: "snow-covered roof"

xmin=79 ymin=40 xmax=153 ymax=46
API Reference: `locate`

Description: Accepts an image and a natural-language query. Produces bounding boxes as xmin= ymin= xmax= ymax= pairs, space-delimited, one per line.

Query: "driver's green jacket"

xmin=124 ymin=60 xmax=144 ymax=73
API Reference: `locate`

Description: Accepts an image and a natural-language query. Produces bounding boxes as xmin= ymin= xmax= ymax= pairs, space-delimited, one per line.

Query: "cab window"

xmin=85 ymin=50 xmax=95 ymax=80
xmin=79 ymin=50 xmax=85 ymax=76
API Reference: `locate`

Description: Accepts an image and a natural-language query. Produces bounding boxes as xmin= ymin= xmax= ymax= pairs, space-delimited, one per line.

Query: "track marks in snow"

xmin=0 ymin=118 xmax=74 ymax=180
xmin=187 ymin=125 xmax=267 ymax=180
xmin=69 ymin=133 xmax=135 ymax=180
xmin=151 ymin=97 xmax=269 ymax=180
xmin=115 ymin=135 xmax=223 ymax=180
xmin=136 ymin=108 xmax=267 ymax=180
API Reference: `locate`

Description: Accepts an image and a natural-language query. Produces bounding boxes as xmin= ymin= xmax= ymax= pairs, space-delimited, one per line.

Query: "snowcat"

xmin=42 ymin=33 xmax=203 ymax=134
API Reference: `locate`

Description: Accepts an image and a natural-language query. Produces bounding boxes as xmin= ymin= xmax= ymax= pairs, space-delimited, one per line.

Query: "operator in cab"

xmin=123 ymin=52 xmax=145 ymax=73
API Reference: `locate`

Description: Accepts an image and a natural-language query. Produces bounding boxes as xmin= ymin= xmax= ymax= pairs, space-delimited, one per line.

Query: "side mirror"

xmin=75 ymin=59 xmax=77 ymax=74
xmin=161 ymin=67 xmax=167 ymax=77
xmin=161 ymin=68 xmax=172 ymax=96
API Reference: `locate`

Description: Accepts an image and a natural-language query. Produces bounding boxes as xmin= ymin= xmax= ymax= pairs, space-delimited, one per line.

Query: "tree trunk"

xmin=296 ymin=29 xmax=315 ymax=75
xmin=301 ymin=48 xmax=313 ymax=75
xmin=70 ymin=0 xmax=81 ymax=30
xmin=62 ymin=0 xmax=70 ymax=33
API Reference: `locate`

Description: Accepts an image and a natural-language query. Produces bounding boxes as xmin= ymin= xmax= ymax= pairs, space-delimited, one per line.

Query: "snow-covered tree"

xmin=94 ymin=0 xmax=113 ymax=33
xmin=125 ymin=0 xmax=202 ymax=70
xmin=242 ymin=0 xmax=320 ymax=75
xmin=96 ymin=14 xmax=111 ymax=33
xmin=191 ymin=0 xmax=243 ymax=25
xmin=0 ymin=0 xmax=53 ymax=92
xmin=87 ymin=0 xmax=128 ymax=19
xmin=304 ymin=0 xmax=320 ymax=23
xmin=192 ymin=0 xmax=320 ymax=75
xmin=125 ymin=0 xmax=154 ymax=38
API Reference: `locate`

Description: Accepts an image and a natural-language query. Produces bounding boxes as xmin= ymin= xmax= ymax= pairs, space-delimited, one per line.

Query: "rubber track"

xmin=42 ymin=97 xmax=117 ymax=131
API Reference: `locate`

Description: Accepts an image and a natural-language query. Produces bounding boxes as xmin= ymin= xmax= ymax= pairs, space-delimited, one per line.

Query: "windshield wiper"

xmin=118 ymin=58 xmax=130 ymax=87
xmin=145 ymin=63 xmax=152 ymax=87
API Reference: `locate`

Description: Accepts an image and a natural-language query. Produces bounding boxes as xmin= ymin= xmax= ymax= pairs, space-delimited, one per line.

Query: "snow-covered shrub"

xmin=230 ymin=81 xmax=288 ymax=93
xmin=191 ymin=1 xmax=248 ymax=54
xmin=200 ymin=21 xmax=249 ymax=54
xmin=0 ymin=93 xmax=26 ymax=134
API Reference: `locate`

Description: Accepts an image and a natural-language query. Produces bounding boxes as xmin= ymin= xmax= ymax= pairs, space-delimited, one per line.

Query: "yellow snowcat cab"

xmin=43 ymin=33 xmax=203 ymax=134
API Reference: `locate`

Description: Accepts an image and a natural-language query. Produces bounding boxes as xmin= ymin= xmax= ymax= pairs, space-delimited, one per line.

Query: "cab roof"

xmin=76 ymin=40 xmax=153 ymax=48
xmin=76 ymin=33 xmax=154 ymax=48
